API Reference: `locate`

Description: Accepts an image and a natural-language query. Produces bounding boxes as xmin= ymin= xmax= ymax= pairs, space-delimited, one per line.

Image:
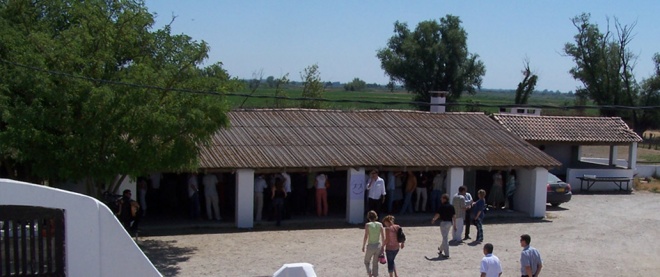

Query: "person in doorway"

xmin=472 ymin=189 xmax=487 ymax=242
xmin=315 ymin=173 xmax=329 ymax=216
xmin=480 ymin=243 xmax=503 ymax=277
xmin=271 ymin=179 xmax=287 ymax=226
xmin=366 ymin=169 xmax=386 ymax=214
xmin=451 ymin=186 xmax=467 ymax=243
xmin=202 ymin=172 xmax=221 ymax=221
xmin=520 ymin=234 xmax=543 ymax=277
xmin=505 ymin=170 xmax=517 ymax=211
xmin=187 ymin=173 xmax=201 ymax=219
xmin=137 ymin=177 xmax=148 ymax=217
xmin=488 ymin=171 xmax=505 ymax=209
xmin=280 ymin=171 xmax=292 ymax=219
xmin=431 ymin=193 xmax=455 ymax=258
xmin=149 ymin=172 xmax=162 ymax=214
xmin=382 ymin=215 xmax=404 ymax=277
xmin=430 ymin=171 xmax=445 ymax=213
xmin=362 ymin=210 xmax=385 ymax=277
xmin=254 ymin=175 xmax=268 ymax=222
xmin=386 ymin=172 xmax=397 ymax=213
xmin=399 ymin=171 xmax=416 ymax=215
xmin=415 ymin=172 xmax=428 ymax=212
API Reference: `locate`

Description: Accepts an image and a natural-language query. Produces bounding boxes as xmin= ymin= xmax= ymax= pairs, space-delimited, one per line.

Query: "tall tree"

xmin=563 ymin=13 xmax=655 ymax=134
xmin=514 ymin=58 xmax=538 ymax=105
xmin=638 ymin=54 xmax=660 ymax=132
xmin=0 ymin=0 xmax=241 ymax=194
xmin=563 ymin=14 xmax=634 ymax=115
xmin=300 ymin=64 xmax=324 ymax=109
xmin=376 ymin=15 xmax=486 ymax=110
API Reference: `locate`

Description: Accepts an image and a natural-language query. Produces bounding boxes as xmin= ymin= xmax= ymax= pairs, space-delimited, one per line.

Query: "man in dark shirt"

xmin=431 ymin=193 xmax=456 ymax=258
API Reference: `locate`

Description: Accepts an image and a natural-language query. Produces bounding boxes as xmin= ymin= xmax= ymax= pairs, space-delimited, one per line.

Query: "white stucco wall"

xmin=513 ymin=168 xmax=547 ymax=218
xmin=0 ymin=179 xmax=161 ymax=277
xmin=567 ymin=168 xmax=634 ymax=192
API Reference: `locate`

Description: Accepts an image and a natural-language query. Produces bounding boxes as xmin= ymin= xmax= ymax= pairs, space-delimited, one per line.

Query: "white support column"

xmin=447 ymin=167 xmax=464 ymax=198
xmin=609 ymin=145 xmax=618 ymax=166
xmin=235 ymin=168 xmax=255 ymax=228
xmin=346 ymin=167 xmax=366 ymax=224
xmin=530 ymin=167 xmax=548 ymax=218
xmin=628 ymin=142 xmax=638 ymax=169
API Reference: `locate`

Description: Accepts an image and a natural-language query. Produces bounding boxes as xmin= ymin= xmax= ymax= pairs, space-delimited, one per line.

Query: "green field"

xmin=226 ymin=87 xmax=589 ymax=115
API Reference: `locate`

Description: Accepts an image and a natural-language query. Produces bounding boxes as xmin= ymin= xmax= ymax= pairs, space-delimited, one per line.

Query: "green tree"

xmin=563 ymin=13 xmax=655 ymax=134
xmin=300 ymin=64 xmax=324 ymax=109
xmin=376 ymin=15 xmax=486 ymax=110
xmin=514 ymin=59 xmax=538 ymax=105
xmin=344 ymin=77 xmax=367 ymax=91
xmin=0 ymin=0 xmax=241 ymax=194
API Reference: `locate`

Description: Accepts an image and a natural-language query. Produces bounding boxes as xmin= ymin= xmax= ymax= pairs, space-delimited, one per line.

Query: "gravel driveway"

xmin=142 ymin=192 xmax=660 ymax=277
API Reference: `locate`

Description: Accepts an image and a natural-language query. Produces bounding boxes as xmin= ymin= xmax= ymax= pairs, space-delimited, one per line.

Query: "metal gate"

xmin=0 ymin=205 xmax=65 ymax=276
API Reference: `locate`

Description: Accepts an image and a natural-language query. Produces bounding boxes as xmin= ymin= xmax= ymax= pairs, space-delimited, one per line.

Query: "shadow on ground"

xmin=139 ymin=239 xmax=197 ymax=277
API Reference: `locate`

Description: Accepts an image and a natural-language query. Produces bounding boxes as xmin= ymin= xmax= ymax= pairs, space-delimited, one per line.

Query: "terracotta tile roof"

xmin=491 ymin=114 xmax=642 ymax=143
xmin=199 ymin=109 xmax=561 ymax=171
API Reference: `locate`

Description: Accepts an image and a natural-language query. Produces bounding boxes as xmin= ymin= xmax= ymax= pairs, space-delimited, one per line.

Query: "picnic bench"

xmin=577 ymin=176 xmax=632 ymax=192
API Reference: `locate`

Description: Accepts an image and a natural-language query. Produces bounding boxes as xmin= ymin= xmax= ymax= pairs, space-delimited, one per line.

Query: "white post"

xmin=628 ymin=142 xmax=638 ymax=169
xmin=609 ymin=145 xmax=618 ymax=166
xmin=346 ymin=167 xmax=366 ymax=224
xmin=530 ymin=167 xmax=548 ymax=218
xmin=447 ymin=167 xmax=464 ymax=197
xmin=235 ymin=168 xmax=255 ymax=228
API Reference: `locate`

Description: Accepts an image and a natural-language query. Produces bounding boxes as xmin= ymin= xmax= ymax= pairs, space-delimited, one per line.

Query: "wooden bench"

xmin=577 ymin=176 xmax=632 ymax=192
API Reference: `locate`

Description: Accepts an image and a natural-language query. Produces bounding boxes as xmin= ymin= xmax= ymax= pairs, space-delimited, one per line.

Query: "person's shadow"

xmin=467 ymin=240 xmax=482 ymax=247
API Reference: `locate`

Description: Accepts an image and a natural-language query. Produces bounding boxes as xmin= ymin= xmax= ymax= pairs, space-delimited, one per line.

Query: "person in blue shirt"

xmin=472 ymin=189 xmax=487 ymax=242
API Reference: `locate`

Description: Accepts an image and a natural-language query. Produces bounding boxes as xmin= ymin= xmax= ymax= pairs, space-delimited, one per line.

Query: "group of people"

xmin=362 ymin=210 xmax=405 ymax=277
xmin=253 ymin=172 xmax=292 ymax=226
xmin=187 ymin=172 xmax=224 ymax=221
xmin=371 ymin=169 xmax=518 ymax=216
xmin=361 ymin=207 xmax=543 ymax=277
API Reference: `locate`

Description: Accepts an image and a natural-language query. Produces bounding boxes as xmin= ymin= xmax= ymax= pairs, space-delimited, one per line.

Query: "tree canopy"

xmin=376 ymin=15 xmax=486 ymax=110
xmin=0 ymin=0 xmax=241 ymax=194
xmin=564 ymin=13 xmax=658 ymax=134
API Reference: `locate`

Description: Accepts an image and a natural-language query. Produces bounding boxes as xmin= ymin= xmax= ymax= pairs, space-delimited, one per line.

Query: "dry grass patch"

xmin=634 ymin=177 xmax=660 ymax=193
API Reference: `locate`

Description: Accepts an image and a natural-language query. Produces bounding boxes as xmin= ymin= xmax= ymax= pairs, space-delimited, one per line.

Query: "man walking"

xmin=480 ymin=243 xmax=502 ymax=277
xmin=520 ymin=234 xmax=543 ymax=277
xmin=431 ymin=193 xmax=455 ymax=258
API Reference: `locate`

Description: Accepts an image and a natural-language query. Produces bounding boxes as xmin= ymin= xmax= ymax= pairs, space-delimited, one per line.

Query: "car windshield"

xmin=547 ymin=173 xmax=562 ymax=183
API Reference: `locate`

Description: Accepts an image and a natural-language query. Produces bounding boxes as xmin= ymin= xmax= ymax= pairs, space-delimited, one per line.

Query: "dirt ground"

xmin=141 ymin=192 xmax=660 ymax=277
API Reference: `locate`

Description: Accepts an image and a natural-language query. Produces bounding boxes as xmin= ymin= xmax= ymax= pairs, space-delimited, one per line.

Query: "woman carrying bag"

xmin=382 ymin=215 xmax=404 ymax=277
xmin=362 ymin=210 xmax=385 ymax=277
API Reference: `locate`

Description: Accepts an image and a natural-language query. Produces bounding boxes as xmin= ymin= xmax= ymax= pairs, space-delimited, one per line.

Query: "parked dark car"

xmin=547 ymin=173 xmax=572 ymax=206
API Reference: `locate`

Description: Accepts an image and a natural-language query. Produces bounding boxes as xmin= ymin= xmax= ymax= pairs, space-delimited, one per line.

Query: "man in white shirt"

xmin=202 ymin=173 xmax=221 ymax=221
xmin=188 ymin=173 xmax=200 ymax=219
xmin=480 ymin=243 xmax=503 ymax=277
xmin=366 ymin=169 xmax=386 ymax=214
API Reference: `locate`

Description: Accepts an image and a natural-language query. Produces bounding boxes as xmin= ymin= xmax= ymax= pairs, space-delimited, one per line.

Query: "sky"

xmin=144 ymin=1 xmax=660 ymax=93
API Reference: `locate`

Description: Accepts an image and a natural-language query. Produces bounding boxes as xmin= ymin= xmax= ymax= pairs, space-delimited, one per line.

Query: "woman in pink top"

xmin=382 ymin=215 xmax=404 ymax=277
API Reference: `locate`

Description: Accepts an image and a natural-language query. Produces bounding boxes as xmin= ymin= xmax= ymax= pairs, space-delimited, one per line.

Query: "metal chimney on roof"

xmin=430 ymin=91 xmax=448 ymax=113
